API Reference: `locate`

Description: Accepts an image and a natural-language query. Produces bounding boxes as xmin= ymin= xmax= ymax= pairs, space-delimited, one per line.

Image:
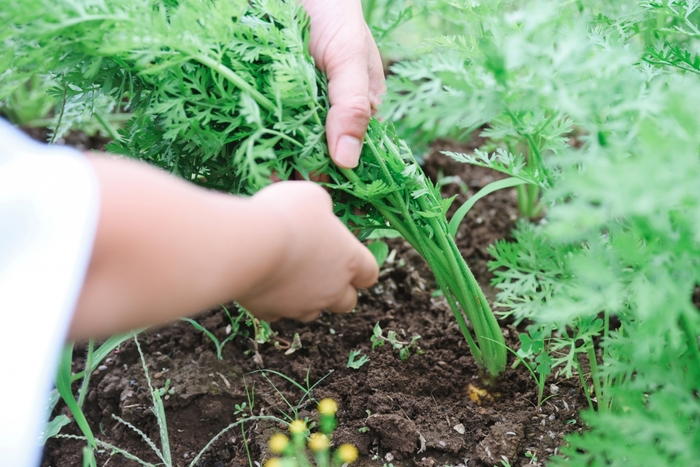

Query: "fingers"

xmin=367 ymin=26 xmax=386 ymax=114
xmin=324 ymin=44 xmax=372 ymax=169
xmin=303 ymin=0 xmax=385 ymax=169
xmin=352 ymin=242 xmax=380 ymax=289
xmin=298 ymin=309 xmax=323 ymax=323
xmin=325 ymin=243 xmax=379 ymax=315
xmin=324 ymin=27 xmax=385 ymax=168
xmin=327 ymin=285 xmax=359 ymax=315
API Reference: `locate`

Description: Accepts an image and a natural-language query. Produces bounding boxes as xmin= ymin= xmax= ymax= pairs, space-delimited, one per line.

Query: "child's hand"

xmin=238 ymin=181 xmax=378 ymax=322
xmin=70 ymin=157 xmax=376 ymax=340
xmin=302 ymin=0 xmax=386 ymax=169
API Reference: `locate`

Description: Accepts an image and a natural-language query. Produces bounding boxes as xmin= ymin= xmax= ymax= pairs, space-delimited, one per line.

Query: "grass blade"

xmin=449 ymin=177 xmax=530 ymax=238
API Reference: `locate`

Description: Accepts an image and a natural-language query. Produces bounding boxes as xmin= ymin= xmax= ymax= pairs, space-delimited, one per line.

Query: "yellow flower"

xmin=265 ymin=458 xmax=282 ymax=467
xmin=318 ymin=398 xmax=338 ymax=416
xmin=268 ymin=433 xmax=289 ymax=454
xmin=289 ymin=419 xmax=307 ymax=434
xmin=337 ymin=444 xmax=359 ymax=463
xmin=308 ymin=433 xmax=330 ymax=453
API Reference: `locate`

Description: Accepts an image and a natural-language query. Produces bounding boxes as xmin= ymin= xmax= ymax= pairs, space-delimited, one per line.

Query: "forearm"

xmin=69 ymin=155 xmax=284 ymax=340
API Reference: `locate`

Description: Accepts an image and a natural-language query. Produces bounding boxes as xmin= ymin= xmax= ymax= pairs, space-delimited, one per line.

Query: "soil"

xmin=36 ymin=132 xmax=589 ymax=467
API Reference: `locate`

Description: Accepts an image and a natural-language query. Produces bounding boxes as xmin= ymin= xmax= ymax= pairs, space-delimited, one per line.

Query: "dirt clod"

xmin=366 ymin=414 xmax=419 ymax=459
xmin=476 ymin=422 xmax=525 ymax=465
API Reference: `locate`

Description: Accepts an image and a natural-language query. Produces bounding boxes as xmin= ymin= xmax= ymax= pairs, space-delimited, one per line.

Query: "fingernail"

xmin=336 ymin=135 xmax=362 ymax=168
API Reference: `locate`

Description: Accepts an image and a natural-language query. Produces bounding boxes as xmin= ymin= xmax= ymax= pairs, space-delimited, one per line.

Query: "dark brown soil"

xmin=39 ymin=135 xmax=588 ymax=467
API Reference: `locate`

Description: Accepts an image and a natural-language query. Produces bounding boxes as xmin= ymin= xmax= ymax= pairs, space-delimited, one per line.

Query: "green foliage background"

xmin=379 ymin=0 xmax=700 ymax=465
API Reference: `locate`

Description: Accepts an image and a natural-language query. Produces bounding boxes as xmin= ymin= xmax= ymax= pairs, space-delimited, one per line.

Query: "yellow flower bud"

xmin=318 ymin=398 xmax=338 ymax=416
xmin=265 ymin=458 xmax=282 ymax=467
xmin=337 ymin=444 xmax=359 ymax=463
xmin=289 ymin=419 xmax=307 ymax=434
xmin=268 ymin=433 xmax=289 ymax=454
xmin=308 ymin=433 xmax=330 ymax=453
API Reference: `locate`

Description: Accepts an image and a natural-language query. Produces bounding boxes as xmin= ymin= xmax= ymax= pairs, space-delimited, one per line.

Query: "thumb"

xmin=324 ymin=43 xmax=372 ymax=169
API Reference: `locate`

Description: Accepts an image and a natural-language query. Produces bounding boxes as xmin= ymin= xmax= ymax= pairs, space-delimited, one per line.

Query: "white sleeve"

xmin=0 ymin=119 xmax=99 ymax=467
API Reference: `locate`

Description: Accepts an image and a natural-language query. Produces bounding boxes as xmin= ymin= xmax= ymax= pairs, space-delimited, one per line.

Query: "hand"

xmin=239 ymin=181 xmax=379 ymax=322
xmin=302 ymin=0 xmax=386 ymax=169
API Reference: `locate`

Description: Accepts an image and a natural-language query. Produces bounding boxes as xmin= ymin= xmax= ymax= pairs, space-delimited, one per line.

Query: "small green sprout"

xmin=510 ymin=330 xmax=553 ymax=406
xmin=234 ymin=402 xmax=248 ymax=417
xmin=346 ymin=350 xmax=370 ymax=369
xmin=370 ymin=323 xmax=423 ymax=361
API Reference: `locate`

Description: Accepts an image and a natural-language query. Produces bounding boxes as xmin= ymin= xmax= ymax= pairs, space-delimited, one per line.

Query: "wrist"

xmin=226 ymin=190 xmax=293 ymax=301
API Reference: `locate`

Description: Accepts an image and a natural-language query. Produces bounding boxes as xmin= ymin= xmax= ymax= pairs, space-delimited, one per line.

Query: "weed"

xmin=265 ymin=399 xmax=358 ymax=467
xmin=525 ymin=450 xmax=538 ymax=463
xmin=370 ymin=322 xmax=423 ymax=361
xmin=48 ymin=332 xmax=136 ymax=447
xmin=507 ymin=330 xmax=554 ymax=407
xmin=56 ymin=334 xmax=286 ymax=467
xmin=346 ymin=350 xmax=370 ymax=370
xmin=254 ymin=368 xmax=333 ymax=422
xmin=182 ymin=305 xmax=242 ymax=359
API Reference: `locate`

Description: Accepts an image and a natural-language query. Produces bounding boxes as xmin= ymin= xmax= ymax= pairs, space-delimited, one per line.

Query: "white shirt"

xmin=0 ymin=119 xmax=99 ymax=467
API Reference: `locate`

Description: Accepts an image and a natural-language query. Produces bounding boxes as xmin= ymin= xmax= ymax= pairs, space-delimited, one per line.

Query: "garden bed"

xmin=39 ymin=137 xmax=587 ymax=467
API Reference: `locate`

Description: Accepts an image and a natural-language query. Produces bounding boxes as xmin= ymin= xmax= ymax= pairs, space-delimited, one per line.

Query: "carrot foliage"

xmin=0 ymin=0 xmax=506 ymax=377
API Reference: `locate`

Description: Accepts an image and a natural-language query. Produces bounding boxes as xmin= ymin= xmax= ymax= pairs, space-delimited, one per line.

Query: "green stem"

xmin=94 ymin=112 xmax=122 ymax=142
xmin=444 ymin=235 xmax=506 ymax=376
xmin=585 ymin=337 xmax=605 ymax=411
xmin=516 ymin=183 xmax=530 ymax=215
xmin=537 ymin=373 xmax=546 ymax=407
xmin=504 ymin=107 xmax=548 ymax=184
xmin=437 ymin=276 xmax=483 ymax=365
xmin=241 ymin=424 xmax=253 ymax=467
xmin=26 ymin=112 xmax=132 ymax=129
xmin=358 ymin=129 xmax=506 ymax=377
xmin=680 ymin=311 xmax=700 ymax=365
xmin=574 ymin=352 xmax=595 ymax=411
xmin=50 ymin=80 xmax=68 ymax=145
xmin=527 ymin=183 xmax=540 ymax=217
xmin=261 ymin=129 xmax=304 ymax=148
xmin=77 ymin=340 xmax=94 ymax=409
xmin=194 ymin=54 xmax=276 ymax=112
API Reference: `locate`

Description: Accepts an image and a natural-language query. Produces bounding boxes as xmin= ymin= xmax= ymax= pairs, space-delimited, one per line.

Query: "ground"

xmin=38 ymin=133 xmax=589 ymax=467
